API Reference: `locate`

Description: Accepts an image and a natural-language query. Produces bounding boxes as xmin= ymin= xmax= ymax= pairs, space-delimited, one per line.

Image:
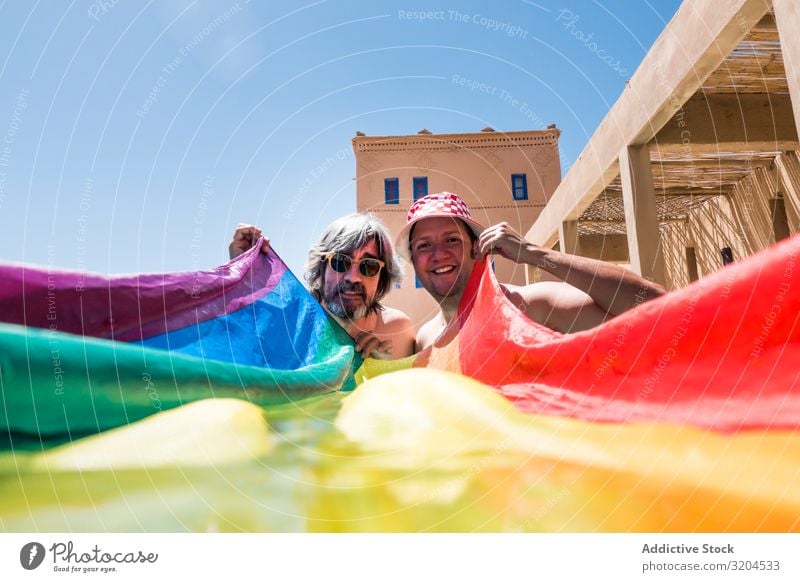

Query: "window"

xmin=511 ymin=173 xmax=528 ymax=200
xmin=415 ymin=276 xmax=423 ymax=288
xmin=413 ymin=177 xmax=428 ymax=201
xmin=384 ymin=178 xmax=399 ymax=205
xmin=720 ymin=247 xmax=734 ymax=266
xmin=770 ymin=198 xmax=790 ymax=242
xmin=685 ymin=246 xmax=699 ymax=282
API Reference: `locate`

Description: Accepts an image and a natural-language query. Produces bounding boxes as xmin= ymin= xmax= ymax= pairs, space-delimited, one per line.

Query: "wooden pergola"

xmin=525 ymin=0 xmax=800 ymax=289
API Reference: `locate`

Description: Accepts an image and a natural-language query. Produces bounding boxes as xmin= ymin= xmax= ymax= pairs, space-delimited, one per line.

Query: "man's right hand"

xmin=228 ymin=223 xmax=270 ymax=259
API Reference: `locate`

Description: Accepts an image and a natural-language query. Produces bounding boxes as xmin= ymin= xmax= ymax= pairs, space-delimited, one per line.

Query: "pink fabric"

xmin=0 ymin=242 xmax=285 ymax=341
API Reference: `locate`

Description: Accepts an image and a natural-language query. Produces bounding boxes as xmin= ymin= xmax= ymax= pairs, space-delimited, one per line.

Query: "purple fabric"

xmin=0 ymin=243 xmax=286 ymax=342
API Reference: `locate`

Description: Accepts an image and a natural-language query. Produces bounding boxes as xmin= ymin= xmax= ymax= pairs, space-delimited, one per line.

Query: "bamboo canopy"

xmin=576 ymin=9 xmax=793 ymax=238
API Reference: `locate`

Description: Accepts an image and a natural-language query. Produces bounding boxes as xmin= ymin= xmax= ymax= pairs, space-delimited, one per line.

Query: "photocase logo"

xmin=20 ymin=542 xmax=46 ymax=570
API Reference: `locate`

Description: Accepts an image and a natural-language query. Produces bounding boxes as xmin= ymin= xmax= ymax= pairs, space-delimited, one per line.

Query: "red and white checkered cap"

xmin=395 ymin=192 xmax=485 ymax=261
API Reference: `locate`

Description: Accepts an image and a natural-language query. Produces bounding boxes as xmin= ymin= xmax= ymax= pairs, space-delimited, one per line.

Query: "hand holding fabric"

xmin=229 ymin=224 xmax=270 ymax=259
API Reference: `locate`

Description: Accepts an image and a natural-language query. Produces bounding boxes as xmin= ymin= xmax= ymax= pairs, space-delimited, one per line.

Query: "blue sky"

xmin=0 ymin=0 xmax=681 ymax=278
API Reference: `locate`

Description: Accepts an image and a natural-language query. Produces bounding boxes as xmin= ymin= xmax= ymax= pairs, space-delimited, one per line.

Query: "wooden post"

xmin=619 ymin=145 xmax=666 ymax=284
xmin=774 ymin=0 xmax=800 ymax=136
xmin=558 ymin=220 xmax=580 ymax=255
xmin=775 ymin=151 xmax=800 ymax=235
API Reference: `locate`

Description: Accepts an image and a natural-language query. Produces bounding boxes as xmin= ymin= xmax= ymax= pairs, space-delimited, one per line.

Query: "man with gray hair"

xmin=229 ymin=214 xmax=415 ymax=359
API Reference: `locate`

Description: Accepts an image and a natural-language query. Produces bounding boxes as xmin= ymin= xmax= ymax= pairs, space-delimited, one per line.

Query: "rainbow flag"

xmin=404 ymin=233 xmax=800 ymax=432
xmin=0 ymin=246 xmax=358 ymax=442
xmin=345 ymin=235 xmax=800 ymax=531
xmin=1 ymin=236 xmax=798 ymax=532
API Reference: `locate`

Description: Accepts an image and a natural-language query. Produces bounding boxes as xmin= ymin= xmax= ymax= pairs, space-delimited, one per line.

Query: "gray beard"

xmin=324 ymin=279 xmax=380 ymax=320
xmin=326 ymin=299 xmax=369 ymax=321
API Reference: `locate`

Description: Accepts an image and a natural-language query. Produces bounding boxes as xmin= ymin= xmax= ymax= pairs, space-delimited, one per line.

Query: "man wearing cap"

xmin=230 ymin=214 xmax=416 ymax=359
xmin=396 ymin=192 xmax=666 ymax=350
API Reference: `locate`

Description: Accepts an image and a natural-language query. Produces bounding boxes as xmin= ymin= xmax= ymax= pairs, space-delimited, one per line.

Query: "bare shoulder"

xmin=499 ymin=282 xmax=550 ymax=324
xmin=374 ymin=306 xmax=414 ymax=338
xmin=502 ymin=281 xmax=607 ymax=332
xmin=503 ymin=281 xmax=586 ymax=306
xmin=415 ymin=315 xmax=445 ymax=351
xmin=375 ymin=306 xmax=416 ymax=357
xmin=376 ymin=306 xmax=413 ymax=331
xmin=378 ymin=306 xmax=411 ymax=323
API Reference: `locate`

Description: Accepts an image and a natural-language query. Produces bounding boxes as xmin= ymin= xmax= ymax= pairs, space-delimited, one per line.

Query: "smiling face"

xmin=410 ymin=217 xmax=476 ymax=304
xmin=322 ymin=239 xmax=381 ymax=321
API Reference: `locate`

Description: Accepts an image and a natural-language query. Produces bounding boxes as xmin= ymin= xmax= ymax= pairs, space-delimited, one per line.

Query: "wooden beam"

xmin=649 ymin=158 xmax=774 ymax=168
xmin=558 ymin=220 xmax=580 ymax=254
xmin=752 ymin=12 xmax=777 ymax=32
xmin=581 ymin=219 xmax=687 ymax=226
xmin=619 ymin=145 xmax=667 ymax=284
xmin=651 ymin=141 xmax=797 ymax=155
xmin=526 ymin=0 xmax=772 ymax=248
xmin=652 ymin=93 xmax=798 ymax=150
xmin=773 ymin=0 xmax=800 ymax=136
xmin=601 ymin=187 xmax=731 ymax=196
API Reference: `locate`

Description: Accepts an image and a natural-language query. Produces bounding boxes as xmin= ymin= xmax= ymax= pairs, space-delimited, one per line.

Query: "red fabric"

xmin=424 ymin=235 xmax=800 ymax=432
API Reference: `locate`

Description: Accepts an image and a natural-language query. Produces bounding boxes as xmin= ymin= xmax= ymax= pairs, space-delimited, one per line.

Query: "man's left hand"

xmin=354 ymin=331 xmax=392 ymax=359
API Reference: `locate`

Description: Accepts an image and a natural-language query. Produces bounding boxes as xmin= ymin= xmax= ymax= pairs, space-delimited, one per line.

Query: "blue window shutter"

xmin=385 ymin=178 xmax=399 ymax=204
xmin=511 ymin=173 xmax=528 ymax=201
xmin=413 ymin=177 xmax=428 ymax=201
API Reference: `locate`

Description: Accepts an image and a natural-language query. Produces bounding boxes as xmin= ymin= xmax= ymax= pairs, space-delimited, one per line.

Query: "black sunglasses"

xmin=325 ymin=253 xmax=385 ymax=278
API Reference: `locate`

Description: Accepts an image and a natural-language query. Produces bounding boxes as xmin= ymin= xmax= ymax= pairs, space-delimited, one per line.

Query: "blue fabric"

xmin=139 ymin=267 xmax=350 ymax=370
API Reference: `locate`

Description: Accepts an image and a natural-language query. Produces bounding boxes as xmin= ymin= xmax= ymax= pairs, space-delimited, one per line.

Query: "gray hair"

xmin=305 ymin=213 xmax=403 ymax=309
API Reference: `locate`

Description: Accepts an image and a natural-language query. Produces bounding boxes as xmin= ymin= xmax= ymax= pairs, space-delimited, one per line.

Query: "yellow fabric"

xmin=338 ymin=370 xmax=800 ymax=531
xmin=2 ymin=370 xmax=797 ymax=532
xmin=33 ymin=399 xmax=275 ymax=471
xmin=354 ymin=354 xmax=415 ymax=383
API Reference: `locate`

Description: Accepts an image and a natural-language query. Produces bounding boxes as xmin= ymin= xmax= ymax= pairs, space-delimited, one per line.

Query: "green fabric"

xmin=0 ymin=323 xmax=356 ymax=443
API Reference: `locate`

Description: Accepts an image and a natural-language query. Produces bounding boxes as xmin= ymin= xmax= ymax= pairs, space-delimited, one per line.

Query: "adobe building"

xmin=353 ymin=128 xmax=561 ymax=328
xmin=525 ymin=0 xmax=800 ymax=291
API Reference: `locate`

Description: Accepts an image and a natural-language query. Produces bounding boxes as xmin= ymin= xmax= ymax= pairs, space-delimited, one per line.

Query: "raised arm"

xmin=478 ymin=222 xmax=666 ymax=324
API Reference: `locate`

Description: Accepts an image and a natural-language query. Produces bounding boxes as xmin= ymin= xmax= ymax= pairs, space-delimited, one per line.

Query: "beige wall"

xmin=658 ymin=194 xmax=761 ymax=289
xmin=687 ymin=196 xmax=750 ymax=277
xmin=728 ymin=166 xmax=779 ymax=256
xmin=353 ymin=129 xmax=562 ymax=329
xmin=660 ymin=222 xmax=692 ymax=289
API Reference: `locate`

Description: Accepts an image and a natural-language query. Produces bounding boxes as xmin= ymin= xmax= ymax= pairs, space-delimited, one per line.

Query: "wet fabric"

xmin=1 ymin=372 xmax=797 ymax=532
xmin=411 ymin=234 xmax=800 ymax=432
xmin=0 ymin=245 xmax=357 ymax=438
xmin=1 ymin=235 xmax=799 ymax=532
